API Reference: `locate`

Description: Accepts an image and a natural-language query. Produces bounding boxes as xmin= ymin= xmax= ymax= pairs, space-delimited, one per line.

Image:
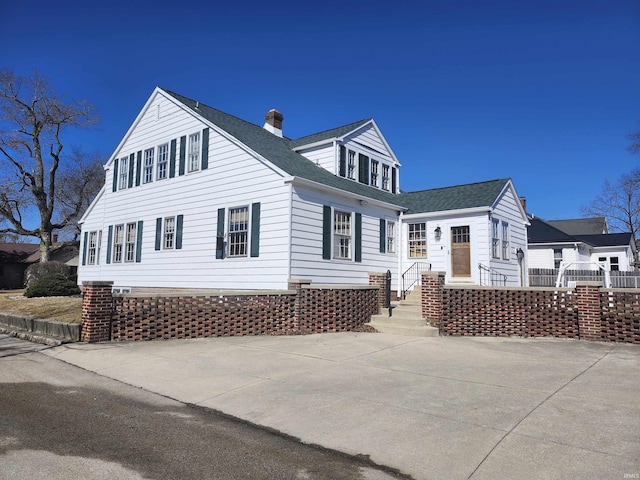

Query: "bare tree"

xmin=629 ymin=127 xmax=640 ymax=155
xmin=0 ymin=70 xmax=97 ymax=261
xmin=582 ymin=168 xmax=640 ymax=260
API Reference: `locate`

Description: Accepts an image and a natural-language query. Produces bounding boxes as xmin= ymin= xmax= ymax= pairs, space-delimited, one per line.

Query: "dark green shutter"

xmin=355 ymin=213 xmax=362 ymax=263
xmin=391 ymin=167 xmax=397 ymax=193
xmin=379 ymin=219 xmax=386 ymax=253
xmin=112 ymin=158 xmax=119 ymax=192
xmin=135 ymin=151 xmax=142 ymax=186
xmin=176 ymin=215 xmax=183 ymax=250
xmin=339 ymin=146 xmax=346 ymax=177
xmin=82 ymin=232 xmax=88 ymax=265
xmin=155 ymin=218 xmax=162 ymax=250
xmin=201 ymin=128 xmax=209 ymax=170
xmin=358 ymin=154 xmax=369 ymax=185
xmin=322 ymin=206 xmax=331 ymax=260
xmin=128 ymin=153 xmax=135 ymax=188
xmin=216 ymin=208 xmax=225 ymax=259
xmin=178 ymin=135 xmax=186 ymax=175
xmin=135 ymin=220 xmax=143 ymax=263
xmin=250 ymin=202 xmax=260 ymax=257
xmin=106 ymin=226 xmax=113 ymax=264
xmin=169 ymin=139 xmax=177 ymax=178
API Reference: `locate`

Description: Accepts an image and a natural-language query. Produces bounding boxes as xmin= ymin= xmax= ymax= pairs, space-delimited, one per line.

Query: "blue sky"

xmin=2 ymin=0 xmax=639 ymax=222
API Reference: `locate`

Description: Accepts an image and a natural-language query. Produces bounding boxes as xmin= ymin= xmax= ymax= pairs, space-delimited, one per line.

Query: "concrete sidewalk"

xmin=44 ymin=333 xmax=639 ymax=480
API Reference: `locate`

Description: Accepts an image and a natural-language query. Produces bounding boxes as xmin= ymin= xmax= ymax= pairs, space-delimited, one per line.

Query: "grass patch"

xmin=0 ymin=290 xmax=82 ymax=323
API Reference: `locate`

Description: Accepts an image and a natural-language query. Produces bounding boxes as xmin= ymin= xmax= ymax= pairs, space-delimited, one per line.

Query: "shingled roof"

xmin=289 ymin=119 xmax=371 ymax=149
xmin=397 ymin=179 xmax=511 ymax=215
xmin=163 ymin=89 xmax=401 ymax=206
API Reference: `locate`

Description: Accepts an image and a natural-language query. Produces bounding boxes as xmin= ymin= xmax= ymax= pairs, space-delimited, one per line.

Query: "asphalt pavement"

xmin=16 ymin=333 xmax=640 ymax=479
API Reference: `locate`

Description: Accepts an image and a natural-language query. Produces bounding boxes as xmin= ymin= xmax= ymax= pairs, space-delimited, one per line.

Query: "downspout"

xmin=397 ymin=210 xmax=403 ymax=297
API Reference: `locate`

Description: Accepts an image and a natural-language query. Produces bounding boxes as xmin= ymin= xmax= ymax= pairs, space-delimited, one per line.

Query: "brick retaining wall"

xmin=82 ymin=280 xmax=380 ymax=343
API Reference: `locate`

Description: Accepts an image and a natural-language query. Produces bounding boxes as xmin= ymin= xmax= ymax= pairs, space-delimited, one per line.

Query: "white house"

xmin=78 ymin=87 xmax=529 ymax=294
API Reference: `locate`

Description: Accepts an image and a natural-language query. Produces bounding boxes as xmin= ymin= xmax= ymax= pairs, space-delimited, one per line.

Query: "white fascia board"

xmin=338 ymin=119 xmax=401 ymax=167
xmin=105 ymin=87 xmax=164 ymax=168
xmin=401 ymin=206 xmax=489 ymax=221
xmin=291 ymin=139 xmax=334 ymax=152
xmin=78 ymin=186 xmax=105 ymax=225
xmin=528 ymin=242 xmax=588 ymax=248
xmin=283 ymin=176 xmax=406 ymax=212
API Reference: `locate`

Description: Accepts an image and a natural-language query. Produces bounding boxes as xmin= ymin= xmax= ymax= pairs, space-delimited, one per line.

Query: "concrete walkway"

xmin=44 ymin=333 xmax=639 ymax=480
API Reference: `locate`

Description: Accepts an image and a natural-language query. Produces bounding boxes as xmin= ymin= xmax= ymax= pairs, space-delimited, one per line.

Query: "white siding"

xmin=344 ymin=124 xmax=395 ymax=164
xmin=296 ymin=144 xmax=335 ymax=172
xmin=289 ymin=185 xmax=398 ymax=284
xmin=79 ymin=92 xmax=292 ymax=290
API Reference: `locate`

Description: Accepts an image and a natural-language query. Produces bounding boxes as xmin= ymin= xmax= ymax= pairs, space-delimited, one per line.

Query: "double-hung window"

xmin=610 ymin=256 xmax=620 ymax=271
xmin=491 ymin=219 xmax=500 ymax=259
xmin=501 ymin=222 xmax=509 ymax=259
xmin=87 ymin=231 xmax=99 ymax=265
xmin=347 ymin=151 xmax=356 ymax=179
xmin=118 ymin=157 xmax=128 ymax=190
xmin=554 ymin=248 xmax=563 ymax=269
xmin=125 ymin=222 xmax=137 ymax=262
xmin=188 ymin=132 xmax=200 ymax=172
xmin=408 ymin=223 xmax=426 ymax=258
xmin=113 ymin=225 xmax=124 ymax=263
xmin=156 ymin=143 xmax=168 ymax=180
xmin=228 ymin=206 xmax=249 ymax=257
xmin=371 ymin=160 xmax=379 ymax=187
xmin=333 ymin=211 xmax=352 ymax=259
xmin=387 ymin=221 xmax=396 ymax=253
xmin=143 ymin=148 xmax=154 ymax=184
xmin=382 ymin=165 xmax=390 ymax=191
xmin=164 ymin=217 xmax=175 ymax=249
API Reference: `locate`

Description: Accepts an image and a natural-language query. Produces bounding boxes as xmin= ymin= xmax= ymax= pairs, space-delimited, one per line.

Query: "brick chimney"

xmin=263 ymin=109 xmax=284 ymax=137
xmin=519 ymin=197 xmax=527 ymax=213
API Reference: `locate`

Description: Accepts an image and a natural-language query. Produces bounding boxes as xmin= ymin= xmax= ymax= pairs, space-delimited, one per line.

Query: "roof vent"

xmin=263 ymin=109 xmax=284 ymax=137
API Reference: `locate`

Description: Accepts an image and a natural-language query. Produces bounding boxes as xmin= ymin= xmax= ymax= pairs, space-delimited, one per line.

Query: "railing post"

xmin=385 ymin=270 xmax=392 ymax=316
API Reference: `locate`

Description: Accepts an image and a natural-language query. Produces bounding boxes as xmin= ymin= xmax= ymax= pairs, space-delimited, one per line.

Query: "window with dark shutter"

xmin=169 ymin=139 xmax=177 ymax=178
xmin=112 ymin=158 xmax=119 ymax=192
xmin=355 ymin=213 xmax=362 ymax=262
xmin=322 ymin=205 xmax=331 ymax=259
xmin=178 ymin=135 xmax=186 ymax=176
xmin=339 ymin=146 xmax=346 ymax=177
xmin=216 ymin=208 xmax=225 ymax=259
xmin=358 ymin=154 xmax=369 ymax=185
xmin=379 ymin=219 xmax=386 ymax=253
xmin=201 ymin=128 xmax=209 ymax=170
xmin=250 ymin=203 xmax=260 ymax=257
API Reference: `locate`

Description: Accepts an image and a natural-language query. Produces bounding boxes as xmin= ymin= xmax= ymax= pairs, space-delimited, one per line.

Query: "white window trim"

xmin=333 ymin=210 xmax=352 ymax=260
xmin=188 ymin=132 xmax=201 ymax=173
xmin=371 ymin=160 xmax=379 ymax=188
xmin=157 ymin=143 xmax=169 ymax=180
xmin=113 ymin=224 xmax=124 ymax=263
xmin=491 ymin=219 xmax=500 ymax=259
xmin=118 ymin=157 xmax=128 ymax=190
xmin=228 ymin=206 xmax=249 ymax=257
xmin=163 ymin=216 xmax=176 ymax=250
xmin=501 ymin=221 xmax=509 ymax=260
xmin=125 ymin=222 xmax=137 ymax=263
xmin=143 ymin=148 xmax=154 ymax=184
xmin=347 ymin=150 xmax=356 ymax=180
xmin=408 ymin=222 xmax=426 ymax=258
xmin=87 ymin=231 xmax=98 ymax=265
xmin=382 ymin=165 xmax=390 ymax=191
xmin=387 ymin=220 xmax=396 ymax=254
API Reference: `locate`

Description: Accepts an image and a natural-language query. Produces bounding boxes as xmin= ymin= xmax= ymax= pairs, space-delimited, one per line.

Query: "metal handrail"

xmin=478 ymin=263 xmax=508 ymax=286
xmin=401 ymin=262 xmax=431 ymax=299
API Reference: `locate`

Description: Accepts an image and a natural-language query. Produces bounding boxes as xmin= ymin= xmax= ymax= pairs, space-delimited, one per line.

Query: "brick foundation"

xmin=81 ymin=281 xmax=113 ymax=343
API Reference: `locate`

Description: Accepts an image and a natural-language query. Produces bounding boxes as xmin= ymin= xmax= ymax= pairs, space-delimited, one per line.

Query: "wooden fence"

xmin=529 ymin=268 xmax=640 ymax=288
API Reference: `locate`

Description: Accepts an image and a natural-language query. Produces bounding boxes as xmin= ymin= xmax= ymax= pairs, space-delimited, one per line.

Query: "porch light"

xmin=516 ymin=247 xmax=524 ymax=261
xmin=434 ymin=226 xmax=442 ymax=241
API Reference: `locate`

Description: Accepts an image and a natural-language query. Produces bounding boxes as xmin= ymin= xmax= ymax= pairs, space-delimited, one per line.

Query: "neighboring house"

xmin=0 ymin=242 xmax=79 ymax=288
xmin=527 ymin=215 xmax=636 ymax=276
xmin=78 ymin=87 xmax=529 ymax=293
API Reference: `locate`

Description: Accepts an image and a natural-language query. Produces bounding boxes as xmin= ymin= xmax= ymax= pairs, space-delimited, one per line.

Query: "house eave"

xmin=283 ymin=176 xmax=406 ymax=212
xmin=402 ymin=206 xmax=490 ymax=220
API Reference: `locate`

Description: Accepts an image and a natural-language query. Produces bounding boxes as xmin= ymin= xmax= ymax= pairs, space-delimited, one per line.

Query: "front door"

xmin=451 ymin=226 xmax=471 ymax=277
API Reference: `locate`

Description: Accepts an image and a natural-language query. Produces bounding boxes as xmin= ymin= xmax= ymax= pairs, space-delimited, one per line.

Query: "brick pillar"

xmin=288 ymin=279 xmax=312 ymax=330
xmin=421 ymin=271 xmax=445 ymax=327
xmin=81 ymin=281 xmax=114 ymax=343
xmin=576 ymin=281 xmax=602 ymax=341
xmin=368 ymin=272 xmax=387 ymax=313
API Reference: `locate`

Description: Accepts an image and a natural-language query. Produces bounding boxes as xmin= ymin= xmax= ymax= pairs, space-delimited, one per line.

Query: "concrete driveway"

xmin=44 ymin=333 xmax=640 ymax=480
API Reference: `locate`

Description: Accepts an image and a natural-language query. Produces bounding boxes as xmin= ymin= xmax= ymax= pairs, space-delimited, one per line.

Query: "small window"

xmin=554 ymin=248 xmax=563 ymax=269
xmin=157 ymin=143 xmax=169 ymax=180
xmin=118 ymin=157 xmax=128 ymax=190
xmin=382 ymin=165 xmax=390 ymax=191
xmin=113 ymin=224 xmax=124 ymax=263
xmin=408 ymin=223 xmax=426 ymax=258
xmin=610 ymin=256 xmax=619 ymax=271
xmin=125 ymin=222 xmax=137 ymax=263
xmin=371 ymin=160 xmax=379 ymax=187
xmin=501 ymin=222 xmax=509 ymax=260
xmin=347 ymin=151 xmax=356 ymax=180
xmin=334 ymin=210 xmax=352 ymax=259
xmin=188 ymin=132 xmax=200 ymax=172
xmin=387 ymin=221 xmax=396 ymax=254
xmin=143 ymin=148 xmax=154 ymax=184
xmin=491 ymin=219 xmax=500 ymax=259
xmin=164 ymin=217 xmax=175 ymax=249
xmin=228 ymin=206 xmax=249 ymax=257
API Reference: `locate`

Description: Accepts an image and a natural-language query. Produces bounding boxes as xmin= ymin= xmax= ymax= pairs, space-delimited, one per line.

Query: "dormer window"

xmin=371 ymin=160 xmax=379 ymax=187
xmin=382 ymin=165 xmax=390 ymax=191
xmin=347 ymin=150 xmax=356 ymax=179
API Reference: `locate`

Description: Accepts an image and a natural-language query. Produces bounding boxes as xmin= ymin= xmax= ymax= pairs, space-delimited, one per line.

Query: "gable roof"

xmin=289 ymin=119 xmax=371 ymax=149
xmin=0 ymin=243 xmax=39 ymax=263
xmin=573 ymin=233 xmax=633 ymax=248
xmin=547 ymin=217 xmax=608 ymax=235
xmin=397 ymin=179 xmax=511 ymax=215
xmin=162 ymin=89 xmax=403 ymax=206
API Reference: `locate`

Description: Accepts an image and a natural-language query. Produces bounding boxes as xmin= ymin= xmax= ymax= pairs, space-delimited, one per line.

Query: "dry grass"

xmin=0 ymin=290 xmax=82 ymax=323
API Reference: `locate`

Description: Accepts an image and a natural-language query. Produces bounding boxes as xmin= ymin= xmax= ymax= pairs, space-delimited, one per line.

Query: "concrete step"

xmin=369 ymin=312 xmax=426 ymax=327
xmin=365 ymin=321 xmax=439 ymax=337
xmin=387 ymin=304 xmax=423 ymax=319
